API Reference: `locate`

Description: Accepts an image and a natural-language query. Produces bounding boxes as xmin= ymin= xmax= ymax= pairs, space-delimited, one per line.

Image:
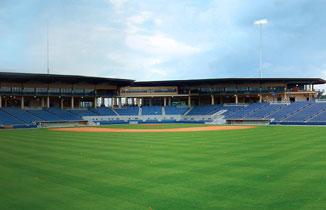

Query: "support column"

xmin=235 ymin=95 xmax=238 ymax=104
xmin=94 ymin=97 xmax=97 ymax=108
xmin=71 ymin=96 xmax=74 ymax=109
xmin=112 ymin=97 xmax=116 ymax=107
xmin=61 ymin=98 xmax=64 ymax=109
xmin=164 ymin=97 xmax=167 ymax=106
xmin=41 ymin=97 xmax=45 ymax=107
xmin=125 ymin=97 xmax=128 ymax=106
xmin=211 ymin=95 xmax=215 ymax=105
xmin=101 ymin=97 xmax=105 ymax=107
xmin=149 ymin=97 xmax=152 ymax=106
xmin=188 ymin=95 xmax=191 ymax=107
xmin=220 ymin=95 xmax=223 ymax=104
xmin=47 ymin=96 xmax=50 ymax=108
xmin=168 ymin=97 xmax=172 ymax=106
xmin=21 ymin=96 xmax=24 ymax=109
xmin=0 ymin=95 xmax=2 ymax=108
xmin=259 ymin=94 xmax=263 ymax=103
xmin=118 ymin=97 xmax=122 ymax=108
xmin=131 ymin=98 xmax=135 ymax=106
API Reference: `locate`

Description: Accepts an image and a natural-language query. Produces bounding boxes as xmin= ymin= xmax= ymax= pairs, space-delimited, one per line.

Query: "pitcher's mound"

xmin=50 ymin=125 xmax=256 ymax=133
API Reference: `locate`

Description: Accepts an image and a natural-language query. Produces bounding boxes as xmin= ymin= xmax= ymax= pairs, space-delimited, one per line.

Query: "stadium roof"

xmin=0 ymin=72 xmax=134 ymax=86
xmin=133 ymin=78 xmax=326 ymax=87
xmin=0 ymin=72 xmax=325 ymax=87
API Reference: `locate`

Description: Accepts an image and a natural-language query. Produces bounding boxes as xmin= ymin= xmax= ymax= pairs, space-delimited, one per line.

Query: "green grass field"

xmin=1 ymin=125 xmax=326 ymax=210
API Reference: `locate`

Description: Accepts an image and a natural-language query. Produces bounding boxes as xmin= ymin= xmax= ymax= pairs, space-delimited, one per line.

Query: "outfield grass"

xmin=1 ymin=125 xmax=326 ymax=209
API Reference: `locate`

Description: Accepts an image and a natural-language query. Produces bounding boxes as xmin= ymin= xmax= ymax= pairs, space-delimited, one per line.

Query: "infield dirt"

xmin=50 ymin=125 xmax=257 ymax=133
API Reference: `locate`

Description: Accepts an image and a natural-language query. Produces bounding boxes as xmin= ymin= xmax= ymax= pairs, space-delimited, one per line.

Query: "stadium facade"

xmin=0 ymin=72 xmax=324 ymax=109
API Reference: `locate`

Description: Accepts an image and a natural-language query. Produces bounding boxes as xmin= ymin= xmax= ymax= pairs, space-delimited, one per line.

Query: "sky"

xmin=0 ymin=0 xmax=326 ymax=89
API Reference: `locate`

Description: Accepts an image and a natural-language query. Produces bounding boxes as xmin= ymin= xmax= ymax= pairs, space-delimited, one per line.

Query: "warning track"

xmin=50 ymin=125 xmax=257 ymax=133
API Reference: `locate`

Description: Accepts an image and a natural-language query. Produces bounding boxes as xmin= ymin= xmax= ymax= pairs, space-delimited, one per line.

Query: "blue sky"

xmin=0 ymin=0 xmax=326 ymax=87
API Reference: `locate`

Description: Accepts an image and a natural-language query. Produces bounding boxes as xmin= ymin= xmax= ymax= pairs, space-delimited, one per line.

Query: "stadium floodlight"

xmin=254 ymin=19 xmax=268 ymax=78
xmin=254 ymin=19 xmax=268 ymax=24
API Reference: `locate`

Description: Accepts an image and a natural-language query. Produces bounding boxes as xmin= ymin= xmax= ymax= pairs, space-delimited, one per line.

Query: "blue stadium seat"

xmin=2 ymin=107 xmax=41 ymax=124
xmin=27 ymin=109 xmax=63 ymax=121
xmin=0 ymin=109 xmax=25 ymax=125
xmin=142 ymin=106 xmax=162 ymax=115
xmin=89 ymin=107 xmax=117 ymax=116
xmin=213 ymin=105 xmax=245 ymax=116
xmin=308 ymin=109 xmax=326 ymax=122
xmin=187 ymin=105 xmax=222 ymax=115
xmin=284 ymin=102 xmax=326 ymax=122
xmin=44 ymin=107 xmax=82 ymax=121
xmin=114 ymin=107 xmax=139 ymax=115
xmin=244 ymin=104 xmax=286 ymax=119
xmin=68 ymin=109 xmax=99 ymax=117
xmin=165 ymin=106 xmax=189 ymax=115
xmin=226 ymin=103 xmax=268 ymax=119
xmin=268 ymin=101 xmax=312 ymax=122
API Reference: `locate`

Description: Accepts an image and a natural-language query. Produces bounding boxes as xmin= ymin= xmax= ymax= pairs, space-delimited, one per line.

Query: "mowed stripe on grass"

xmin=1 ymin=125 xmax=326 ymax=209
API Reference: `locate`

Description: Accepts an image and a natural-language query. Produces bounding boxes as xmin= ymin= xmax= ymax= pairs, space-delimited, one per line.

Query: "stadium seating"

xmin=308 ymin=109 xmax=326 ymax=122
xmin=142 ymin=106 xmax=162 ymax=115
xmin=114 ymin=107 xmax=139 ymax=115
xmin=283 ymin=102 xmax=326 ymax=122
xmin=1 ymin=102 xmax=326 ymax=127
xmin=95 ymin=120 xmax=128 ymax=125
xmin=214 ymin=105 xmax=245 ymax=116
xmin=89 ymin=107 xmax=117 ymax=116
xmin=0 ymin=109 xmax=25 ymax=125
xmin=68 ymin=109 xmax=99 ymax=117
xmin=244 ymin=104 xmax=286 ymax=119
xmin=187 ymin=105 xmax=222 ymax=115
xmin=268 ymin=101 xmax=312 ymax=122
xmin=226 ymin=103 xmax=268 ymax=119
xmin=2 ymin=107 xmax=41 ymax=124
xmin=44 ymin=107 xmax=82 ymax=121
xmin=27 ymin=109 xmax=63 ymax=121
xmin=165 ymin=105 xmax=189 ymax=115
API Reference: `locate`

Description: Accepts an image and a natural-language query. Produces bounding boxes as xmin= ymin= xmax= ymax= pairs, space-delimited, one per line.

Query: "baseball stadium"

xmin=1 ymin=72 xmax=326 ymax=209
xmin=2 ymin=0 xmax=326 ymax=209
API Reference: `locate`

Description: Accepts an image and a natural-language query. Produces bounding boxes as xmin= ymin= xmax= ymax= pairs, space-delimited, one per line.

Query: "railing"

xmin=223 ymin=103 xmax=248 ymax=106
xmin=315 ymin=99 xmax=326 ymax=103
xmin=270 ymin=101 xmax=291 ymax=104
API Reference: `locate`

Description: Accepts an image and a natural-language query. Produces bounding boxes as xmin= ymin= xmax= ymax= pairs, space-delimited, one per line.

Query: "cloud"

xmin=127 ymin=11 xmax=151 ymax=25
xmin=107 ymin=0 xmax=128 ymax=9
xmin=126 ymin=33 xmax=200 ymax=57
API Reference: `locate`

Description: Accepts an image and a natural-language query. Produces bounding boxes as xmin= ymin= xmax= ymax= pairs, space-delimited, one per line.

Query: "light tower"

xmin=254 ymin=19 xmax=268 ymax=78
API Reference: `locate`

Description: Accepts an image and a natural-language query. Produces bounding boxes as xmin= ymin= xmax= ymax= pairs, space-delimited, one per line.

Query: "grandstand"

xmin=244 ymin=103 xmax=286 ymax=119
xmin=89 ymin=107 xmax=116 ymax=116
xmin=0 ymin=109 xmax=25 ymax=125
xmin=0 ymin=72 xmax=325 ymax=128
xmin=44 ymin=107 xmax=82 ymax=121
xmin=164 ymin=105 xmax=189 ymax=115
xmin=142 ymin=106 xmax=162 ymax=115
xmin=268 ymin=101 xmax=312 ymax=122
xmin=115 ymin=107 xmax=139 ymax=115
xmin=2 ymin=107 xmax=41 ymax=124
xmin=27 ymin=109 xmax=63 ymax=122
xmin=187 ymin=105 xmax=222 ymax=115
xmin=226 ymin=103 xmax=268 ymax=119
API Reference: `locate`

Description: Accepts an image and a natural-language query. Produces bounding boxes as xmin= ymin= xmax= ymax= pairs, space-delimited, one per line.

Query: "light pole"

xmin=254 ymin=19 xmax=268 ymax=78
